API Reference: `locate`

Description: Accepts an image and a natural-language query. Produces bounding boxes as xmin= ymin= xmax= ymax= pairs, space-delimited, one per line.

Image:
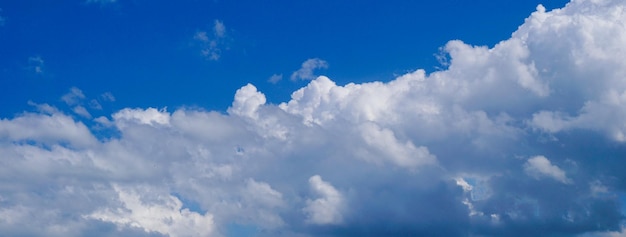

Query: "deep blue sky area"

xmin=0 ymin=0 xmax=569 ymax=116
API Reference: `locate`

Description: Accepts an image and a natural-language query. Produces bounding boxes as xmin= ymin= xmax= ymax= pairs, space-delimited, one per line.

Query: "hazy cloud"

xmin=268 ymin=73 xmax=283 ymax=84
xmin=291 ymin=58 xmax=328 ymax=81
xmin=27 ymin=56 xmax=45 ymax=74
xmin=194 ymin=20 xmax=228 ymax=61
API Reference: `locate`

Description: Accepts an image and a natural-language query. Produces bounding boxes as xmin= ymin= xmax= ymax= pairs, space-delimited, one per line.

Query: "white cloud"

xmin=228 ymin=84 xmax=266 ymax=119
xmin=303 ymin=175 xmax=344 ymax=225
xmin=359 ymin=122 xmax=436 ymax=168
xmin=0 ymin=111 xmax=97 ymax=148
xmin=112 ymin=107 xmax=170 ymax=127
xmin=290 ymin=58 xmax=329 ymax=81
xmin=4 ymin=0 xmax=626 ymax=236
xmin=524 ymin=155 xmax=571 ymax=184
xmin=86 ymin=185 xmax=216 ymax=237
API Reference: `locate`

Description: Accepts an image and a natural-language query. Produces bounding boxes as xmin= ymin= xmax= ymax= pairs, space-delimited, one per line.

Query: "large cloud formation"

xmin=2 ymin=0 xmax=626 ymax=236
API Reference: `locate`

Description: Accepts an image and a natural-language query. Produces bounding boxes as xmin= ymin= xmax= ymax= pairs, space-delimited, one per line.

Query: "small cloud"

xmin=100 ymin=92 xmax=116 ymax=102
xmin=61 ymin=87 xmax=86 ymax=106
xmin=28 ymin=56 xmax=45 ymax=74
xmin=73 ymin=105 xmax=92 ymax=119
xmin=524 ymin=155 xmax=572 ymax=184
xmin=94 ymin=116 xmax=114 ymax=127
xmin=194 ymin=20 xmax=229 ymax=61
xmin=213 ymin=20 xmax=225 ymax=38
xmin=291 ymin=58 xmax=328 ymax=81
xmin=89 ymin=99 xmax=103 ymax=110
xmin=268 ymin=74 xmax=283 ymax=84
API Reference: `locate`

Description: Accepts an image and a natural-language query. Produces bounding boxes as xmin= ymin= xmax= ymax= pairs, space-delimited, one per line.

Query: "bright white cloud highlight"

xmin=86 ymin=185 xmax=216 ymax=237
xmin=304 ymin=175 xmax=344 ymax=225
xmin=524 ymin=155 xmax=571 ymax=184
xmin=112 ymin=107 xmax=171 ymax=127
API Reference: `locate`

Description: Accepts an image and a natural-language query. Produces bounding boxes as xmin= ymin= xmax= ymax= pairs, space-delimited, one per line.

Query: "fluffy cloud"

xmin=2 ymin=0 xmax=626 ymax=236
xmin=303 ymin=175 xmax=344 ymax=225
xmin=86 ymin=185 xmax=215 ymax=237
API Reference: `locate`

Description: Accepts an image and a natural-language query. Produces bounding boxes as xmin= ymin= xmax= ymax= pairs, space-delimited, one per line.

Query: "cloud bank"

xmin=2 ymin=0 xmax=626 ymax=236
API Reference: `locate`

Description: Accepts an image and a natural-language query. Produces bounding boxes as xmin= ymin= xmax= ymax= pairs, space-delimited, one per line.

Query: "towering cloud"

xmin=1 ymin=0 xmax=626 ymax=236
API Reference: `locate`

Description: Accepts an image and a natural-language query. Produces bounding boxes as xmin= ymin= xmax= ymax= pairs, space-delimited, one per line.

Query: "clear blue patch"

xmin=171 ymin=193 xmax=204 ymax=214
xmin=226 ymin=223 xmax=259 ymax=237
xmin=619 ymin=193 xmax=626 ymax=216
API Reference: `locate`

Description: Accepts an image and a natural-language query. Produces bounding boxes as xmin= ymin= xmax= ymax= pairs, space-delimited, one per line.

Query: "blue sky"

xmin=3 ymin=0 xmax=626 ymax=237
xmin=1 ymin=0 xmax=568 ymax=114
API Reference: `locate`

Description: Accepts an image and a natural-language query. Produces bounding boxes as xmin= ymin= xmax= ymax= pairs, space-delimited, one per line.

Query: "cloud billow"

xmin=1 ymin=0 xmax=626 ymax=236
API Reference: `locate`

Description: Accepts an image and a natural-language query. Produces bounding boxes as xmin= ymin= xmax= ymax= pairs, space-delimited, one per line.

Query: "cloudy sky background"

xmin=2 ymin=0 xmax=626 ymax=236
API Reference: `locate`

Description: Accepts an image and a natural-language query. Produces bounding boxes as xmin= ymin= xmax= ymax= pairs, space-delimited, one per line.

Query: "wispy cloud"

xmin=291 ymin=58 xmax=328 ymax=81
xmin=27 ymin=56 xmax=45 ymax=74
xmin=61 ymin=87 xmax=86 ymax=106
xmin=100 ymin=92 xmax=116 ymax=102
xmin=268 ymin=73 xmax=283 ymax=84
xmin=194 ymin=20 xmax=229 ymax=61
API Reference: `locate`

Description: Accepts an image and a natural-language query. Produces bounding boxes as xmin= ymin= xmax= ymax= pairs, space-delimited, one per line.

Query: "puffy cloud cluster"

xmin=2 ymin=0 xmax=626 ymax=236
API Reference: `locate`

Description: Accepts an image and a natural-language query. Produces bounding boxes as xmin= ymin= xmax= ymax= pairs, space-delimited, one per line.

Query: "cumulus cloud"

xmin=3 ymin=1 xmax=626 ymax=236
xmin=291 ymin=58 xmax=329 ymax=81
xmin=194 ymin=20 xmax=229 ymax=61
xmin=86 ymin=185 xmax=215 ymax=237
